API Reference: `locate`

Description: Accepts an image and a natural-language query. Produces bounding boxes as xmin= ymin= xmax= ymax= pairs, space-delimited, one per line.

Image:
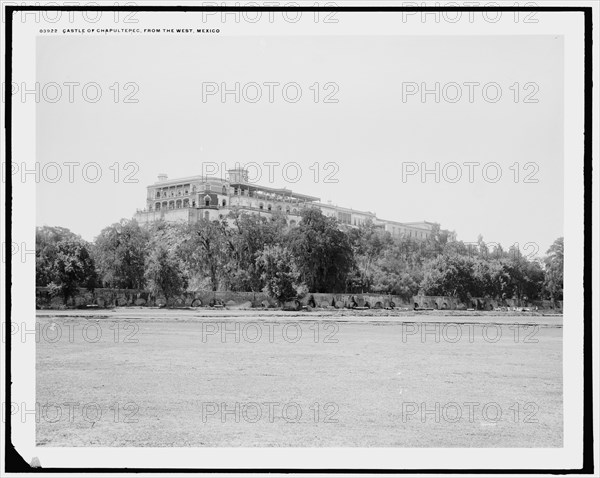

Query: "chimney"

xmin=158 ymin=173 xmax=168 ymax=182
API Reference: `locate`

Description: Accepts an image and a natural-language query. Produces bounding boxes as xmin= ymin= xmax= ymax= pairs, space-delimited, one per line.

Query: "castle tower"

xmin=227 ymin=167 xmax=249 ymax=184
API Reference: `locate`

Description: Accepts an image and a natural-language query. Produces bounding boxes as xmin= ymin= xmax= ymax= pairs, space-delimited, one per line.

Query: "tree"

xmin=347 ymin=220 xmax=392 ymax=292
xmin=496 ymin=244 xmax=545 ymax=301
xmin=178 ymin=219 xmax=229 ymax=291
xmin=46 ymin=239 xmax=97 ymax=304
xmin=288 ymin=208 xmax=354 ymax=293
xmin=422 ymin=223 xmax=450 ymax=259
xmin=256 ymin=245 xmax=306 ymax=304
xmin=519 ymin=259 xmax=545 ymax=300
xmin=544 ymin=237 xmax=564 ymax=300
xmin=372 ymin=268 xmax=420 ymax=301
xmin=144 ymin=244 xmax=187 ymax=304
xmin=366 ymin=236 xmax=423 ymax=300
xmin=36 ymin=226 xmax=81 ymax=287
xmin=420 ymin=254 xmax=476 ymax=302
xmin=225 ymin=212 xmax=287 ymax=291
xmin=93 ymin=219 xmax=149 ymax=289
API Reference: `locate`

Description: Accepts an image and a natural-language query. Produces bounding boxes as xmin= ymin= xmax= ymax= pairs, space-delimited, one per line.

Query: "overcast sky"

xmin=36 ymin=34 xmax=563 ymax=254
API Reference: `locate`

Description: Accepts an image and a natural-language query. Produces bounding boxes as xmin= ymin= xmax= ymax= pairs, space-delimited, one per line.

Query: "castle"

xmin=133 ymin=167 xmax=455 ymax=240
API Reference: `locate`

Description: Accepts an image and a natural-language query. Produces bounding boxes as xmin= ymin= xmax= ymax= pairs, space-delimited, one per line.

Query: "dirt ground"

xmin=36 ymin=308 xmax=563 ymax=447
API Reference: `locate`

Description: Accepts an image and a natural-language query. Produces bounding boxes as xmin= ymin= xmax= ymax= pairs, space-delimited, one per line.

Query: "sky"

xmin=36 ymin=34 xmax=563 ymax=254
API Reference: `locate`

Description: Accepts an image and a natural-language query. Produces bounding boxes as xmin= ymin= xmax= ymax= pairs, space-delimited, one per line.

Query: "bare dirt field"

xmin=36 ymin=308 xmax=563 ymax=447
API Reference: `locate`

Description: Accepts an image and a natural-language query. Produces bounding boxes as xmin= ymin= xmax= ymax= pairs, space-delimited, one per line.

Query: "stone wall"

xmin=35 ymin=287 xmax=562 ymax=311
xmin=412 ymin=295 xmax=563 ymax=311
xmin=35 ymin=288 xmax=273 ymax=309
xmin=297 ymin=293 xmax=407 ymax=309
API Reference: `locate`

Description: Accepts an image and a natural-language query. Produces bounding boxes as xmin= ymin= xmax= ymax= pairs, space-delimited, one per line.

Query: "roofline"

xmin=316 ymin=203 xmax=377 ymax=216
xmin=149 ymin=175 xmax=214 ymax=187
xmin=229 ymin=181 xmax=320 ymax=202
xmin=402 ymin=221 xmax=438 ymax=226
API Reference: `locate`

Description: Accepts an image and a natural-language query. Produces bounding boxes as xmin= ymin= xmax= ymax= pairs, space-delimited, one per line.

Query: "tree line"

xmin=36 ymin=208 xmax=564 ymax=305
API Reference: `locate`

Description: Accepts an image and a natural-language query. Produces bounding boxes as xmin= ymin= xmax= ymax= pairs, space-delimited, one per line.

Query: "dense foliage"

xmin=35 ymin=209 xmax=564 ymax=304
xmin=36 ymin=226 xmax=97 ymax=304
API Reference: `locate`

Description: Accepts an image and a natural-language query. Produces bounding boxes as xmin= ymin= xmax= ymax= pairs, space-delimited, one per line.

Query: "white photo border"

xmin=2 ymin=3 xmax=594 ymax=474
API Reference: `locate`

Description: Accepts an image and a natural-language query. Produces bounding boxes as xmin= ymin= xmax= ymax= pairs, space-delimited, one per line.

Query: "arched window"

xmin=267 ymin=204 xmax=272 ymax=211
xmin=286 ymin=207 xmax=290 ymax=214
xmin=168 ymin=200 xmax=174 ymax=209
xmin=162 ymin=201 xmax=167 ymax=209
xmin=176 ymin=199 xmax=182 ymax=209
xmin=155 ymin=202 xmax=161 ymax=210
xmin=222 ymin=199 xmax=227 ymax=207
xmin=259 ymin=202 xmax=264 ymax=210
xmin=222 ymin=185 xmax=227 ymax=195
xmin=156 ymin=191 xmax=161 ymax=198
xmin=204 ymin=195 xmax=211 ymax=207
xmin=183 ymin=198 xmax=189 ymax=208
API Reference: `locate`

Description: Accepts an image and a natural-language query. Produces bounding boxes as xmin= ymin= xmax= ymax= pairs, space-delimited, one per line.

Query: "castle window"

xmin=222 ymin=199 xmax=227 ymax=207
xmin=176 ymin=199 xmax=182 ymax=209
xmin=183 ymin=199 xmax=189 ymax=208
xmin=267 ymin=204 xmax=272 ymax=211
xmin=222 ymin=185 xmax=227 ymax=195
xmin=155 ymin=203 xmax=161 ymax=210
xmin=156 ymin=191 xmax=161 ymax=198
xmin=204 ymin=195 xmax=211 ymax=207
xmin=259 ymin=202 xmax=264 ymax=210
